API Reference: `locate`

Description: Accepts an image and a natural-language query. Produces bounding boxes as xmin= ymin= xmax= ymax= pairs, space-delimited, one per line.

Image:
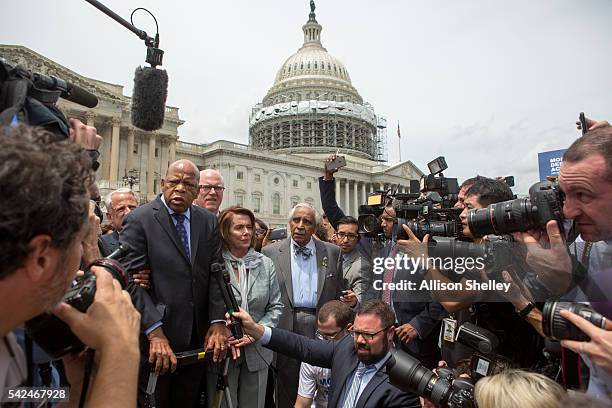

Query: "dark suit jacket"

xmin=100 ymin=230 xmax=120 ymax=255
xmin=266 ymin=327 xmax=421 ymax=408
xmin=119 ymin=195 xmax=225 ymax=352
xmin=262 ymin=238 xmax=343 ymax=333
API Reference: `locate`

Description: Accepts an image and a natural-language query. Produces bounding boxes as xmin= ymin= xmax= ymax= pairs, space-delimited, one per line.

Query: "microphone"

xmin=131 ymin=65 xmax=168 ymax=131
xmin=211 ymin=262 xmax=244 ymax=339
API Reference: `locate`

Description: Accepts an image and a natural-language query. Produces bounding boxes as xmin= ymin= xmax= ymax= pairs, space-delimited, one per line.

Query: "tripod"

xmin=210 ymin=357 xmax=234 ymax=408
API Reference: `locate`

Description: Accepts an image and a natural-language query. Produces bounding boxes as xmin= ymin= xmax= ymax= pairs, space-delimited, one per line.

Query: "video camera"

xmin=357 ymin=190 xmax=393 ymax=240
xmin=467 ymin=180 xmax=564 ymax=237
xmin=0 ymin=58 xmax=98 ymax=138
xmin=25 ymin=244 xmax=131 ymax=358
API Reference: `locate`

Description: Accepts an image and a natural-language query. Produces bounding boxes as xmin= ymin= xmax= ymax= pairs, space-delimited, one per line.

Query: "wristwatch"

xmin=516 ymin=302 xmax=536 ymax=318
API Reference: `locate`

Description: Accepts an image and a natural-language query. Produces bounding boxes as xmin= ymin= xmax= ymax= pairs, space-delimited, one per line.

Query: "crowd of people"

xmin=0 ymin=115 xmax=611 ymax=408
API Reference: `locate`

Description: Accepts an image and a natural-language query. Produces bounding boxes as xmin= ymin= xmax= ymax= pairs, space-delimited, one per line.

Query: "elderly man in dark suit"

xmin=233 ymin=299 xmax=421 ymax=408
xmin=262 ymin=203 xmax=344 ymax=408
xmin=120 ymin=159 xmax=228 ymax=408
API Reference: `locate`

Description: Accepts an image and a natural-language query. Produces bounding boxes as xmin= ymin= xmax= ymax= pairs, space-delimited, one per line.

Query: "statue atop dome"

xmin=310 ymin=0 xmax=315 ymax=13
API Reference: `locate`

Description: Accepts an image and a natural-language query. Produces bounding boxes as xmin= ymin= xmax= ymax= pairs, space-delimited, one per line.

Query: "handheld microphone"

xmin=211 ymin=262 xmax=244 ymax=340
xmin=131 ymin=65 xmax=168 ymax=131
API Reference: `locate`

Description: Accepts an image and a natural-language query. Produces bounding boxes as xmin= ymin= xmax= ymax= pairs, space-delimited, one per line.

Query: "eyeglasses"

xmin=315 ymin=329 xmax=344 ymax=341
xmin=256 ymin=228 xmax=267 ymax=236
xmin=165 ymin=179 xmax=198 ymax=190
xmin=337 ymin=232 xmax=359 ymax=241
xmin=348 ymin=326 xmax=390 ymax=341
xmin=199 ymin=185 xmax=226 ymax=193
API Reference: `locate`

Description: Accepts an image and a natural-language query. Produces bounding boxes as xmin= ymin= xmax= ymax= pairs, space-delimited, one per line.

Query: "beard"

xmin=356 ymin=340 xmax=390 ymax=365
xmin=40 ymin=259 xmax=77 ymax=313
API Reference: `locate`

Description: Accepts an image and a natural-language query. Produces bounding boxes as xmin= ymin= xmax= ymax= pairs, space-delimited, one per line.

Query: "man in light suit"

xmin=120 ymin=159 xmax=229 ymax=408
xmin=336 ymin=216 xmax=373 ymax=301
xmin=234 ymin=299 xmax=421 ymax=408
xmin=262 ymin=203 xmax=344 ymax=408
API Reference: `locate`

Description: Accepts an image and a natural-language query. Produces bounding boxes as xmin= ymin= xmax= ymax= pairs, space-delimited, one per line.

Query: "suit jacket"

xmin=341 ymin=249 xmax=373 ymax=301
xmin=262 ymin=239 xmax=343 ymax=333
xmin=363 ymin=248 xmax=445 ymax=359
xmin=100 ymin=230 xmax=120 ymax=255
xmin=225 ymin=255 xmax=283 ymax=372
xmin=119 ymin=195 xmax=225 ymax=352
xmin=266 ymin=328 xmax=421 ymax=408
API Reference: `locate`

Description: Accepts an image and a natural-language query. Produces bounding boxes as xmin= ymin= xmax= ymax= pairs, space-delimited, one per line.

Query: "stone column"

xmin=263 ymin=170 xmax=269 ymax=216
xmin=362 ymin=182 xmax=367 ymax=203
xmin=100 ymin=124 xmax=112 ymax=180
xmin=335 ymin=178 xmax=341 ymax=204
xmin=147 ymin=133 xmax=156 ymax=199
xmin=85 ymin=111 xmax=96 ymax=127
xmin=246 ymin=166 xmax=253 ymax=208
xmin=353 ymin=181 xmax=359 ymax=218
xmin=344 ymin=179 xmax=350 ymax=216
xmin=369 ymin=183 xmax=374 ymax=194
xmin=169 ymin=138 xmax=177 ymax=162
xmin=126 ymin=127 xmax=135 ymax=174
xmin=109 ymin=118 xmax=121 ymax=183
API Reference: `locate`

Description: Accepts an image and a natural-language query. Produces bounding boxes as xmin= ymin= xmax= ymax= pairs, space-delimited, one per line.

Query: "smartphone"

xmin=579 ymin=112 xmax=588 ymax=136
xmin=268 ymin=228 xmax=288 ymax=241
xmin=502 ymin=176 xmax=515 ymax=187
xmin=325 ymin=155 xmax=347 ymax=171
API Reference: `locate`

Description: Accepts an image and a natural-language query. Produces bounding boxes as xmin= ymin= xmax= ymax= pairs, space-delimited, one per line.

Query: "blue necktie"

xmin=294 ymin=244 xmax=313 ymax=260
xmin=341 ymin=364 xmax=375 ymax=408
xmin=172 ymin=213 xmax=190 ymax=260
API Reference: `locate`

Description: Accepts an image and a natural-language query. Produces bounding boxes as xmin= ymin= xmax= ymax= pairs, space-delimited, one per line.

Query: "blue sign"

xmin=538 ymin=149 xmax=566 ymax=181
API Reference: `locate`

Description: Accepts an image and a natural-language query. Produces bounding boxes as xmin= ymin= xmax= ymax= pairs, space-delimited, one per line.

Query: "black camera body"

xmin=25 ymin=245 xmax=131 ymax=358
xmin=387 ymin=349 xmax=475 ymax=408
xmin=358 ymin=191 xmax=392 ymax=239
xmin=467 ymin=180 xmax=564 ymax=237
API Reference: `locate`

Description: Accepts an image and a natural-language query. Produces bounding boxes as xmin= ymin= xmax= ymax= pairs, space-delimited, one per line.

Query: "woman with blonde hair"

xmin=474 ymin=369 xmax=565 ymax=408
xmin=206 ymin=206 xmax=283 ymax=408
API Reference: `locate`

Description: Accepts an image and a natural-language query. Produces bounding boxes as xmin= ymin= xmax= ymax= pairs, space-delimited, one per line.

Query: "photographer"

xmin=401 ymin=177 xmax=546 ymax=369
xmin=0 ymin=126 xmax=140 ymax=407
xmin=516 ymin=127 xmax=612 ymax=399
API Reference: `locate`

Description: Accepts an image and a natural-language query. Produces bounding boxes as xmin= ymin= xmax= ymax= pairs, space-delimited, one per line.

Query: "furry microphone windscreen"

xmin=131 ymin=66 xmax=168 ymax=131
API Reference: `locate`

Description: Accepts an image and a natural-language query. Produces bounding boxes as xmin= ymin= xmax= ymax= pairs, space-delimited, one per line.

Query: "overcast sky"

xmin=2 ymin=0 xmax=611 ymax=194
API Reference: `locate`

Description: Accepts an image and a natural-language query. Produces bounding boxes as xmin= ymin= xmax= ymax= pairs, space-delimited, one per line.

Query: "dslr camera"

xmin=25 ymin=244 xmax=131 ymax=358
xmin=467 ymin=180 xmax=564 ymax=237
xmin=542 ymin=300 xmax=607 ymax=341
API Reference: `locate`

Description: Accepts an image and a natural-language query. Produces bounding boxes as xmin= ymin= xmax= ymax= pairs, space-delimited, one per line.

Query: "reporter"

xmin=0 ymin=125 xmax=140 ymax=407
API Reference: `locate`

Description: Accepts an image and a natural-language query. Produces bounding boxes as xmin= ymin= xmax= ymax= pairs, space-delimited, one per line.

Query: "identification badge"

xmin=442 ymin=318 xmax=457 ymax=343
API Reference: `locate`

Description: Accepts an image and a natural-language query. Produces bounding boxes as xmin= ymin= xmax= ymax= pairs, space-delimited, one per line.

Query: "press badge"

xmin=442 ymin=318 xmax=457 ymax=343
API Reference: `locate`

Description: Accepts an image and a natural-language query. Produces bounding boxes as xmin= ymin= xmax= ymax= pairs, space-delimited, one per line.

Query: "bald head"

xmin=161 ymin=159 xmax=199 ymax=213
xmin=195 ymin=168 xmax=225 ymax=213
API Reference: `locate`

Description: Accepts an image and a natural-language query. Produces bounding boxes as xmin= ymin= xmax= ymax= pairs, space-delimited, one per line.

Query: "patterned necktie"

xmin=172 ymin=213 xmax=190 ymax=260
xmin=293 ymin=244 xmax=313 ymax=260
xmin=382 ymin=245 xmax=398 ymax=305
xmin=341 ymin=364 xmax=375 ymax=408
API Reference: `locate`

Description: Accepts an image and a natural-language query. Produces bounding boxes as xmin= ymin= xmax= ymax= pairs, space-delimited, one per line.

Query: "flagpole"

xmin=397 ymin=121 xmax=402 ymax=162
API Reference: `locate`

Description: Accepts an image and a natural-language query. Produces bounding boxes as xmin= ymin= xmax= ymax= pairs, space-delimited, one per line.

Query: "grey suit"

xmin=262 ymin=238 xmax=343 ymax=408
xmin=206 ymin=255 xmax=283 ymax=408
xmin=341 ymin=249 xmax=373 ymax=301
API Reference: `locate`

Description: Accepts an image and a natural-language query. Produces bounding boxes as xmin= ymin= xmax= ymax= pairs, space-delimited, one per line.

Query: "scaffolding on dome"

xmin=249 ymin=100 xmax=388 ymax=162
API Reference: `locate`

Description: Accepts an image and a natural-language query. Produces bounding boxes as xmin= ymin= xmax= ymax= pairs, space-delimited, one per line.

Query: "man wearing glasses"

xmin=336 ymin=216 xmax=373 ymax=302
xmin=195 ymin=168 xmax=226 ymax=215
xmin=295 ymin=300 xmax=354 ymax=408
xmin=233 ymin=299 xmax=421 ymax=408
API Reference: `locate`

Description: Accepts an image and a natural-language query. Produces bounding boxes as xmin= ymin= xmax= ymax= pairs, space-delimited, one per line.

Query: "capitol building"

xmin=1 ymin=2 xmax=423 ymax=227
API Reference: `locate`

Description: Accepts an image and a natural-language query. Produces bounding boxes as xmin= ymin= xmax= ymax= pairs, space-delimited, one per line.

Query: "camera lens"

xmin=542 ymin=301 xmax=607 ymax=341
xmin=358 ymin=214 xmax=379 ymax=234
xmin=467 ymin=198 xmax=534 ymax=237
xmin=387 ymin=350 xmax=453 ymax=406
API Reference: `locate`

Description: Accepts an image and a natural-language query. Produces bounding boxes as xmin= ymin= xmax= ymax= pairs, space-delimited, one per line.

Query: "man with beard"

xmin=232 ymin=299 xmax=421 ymax=408
xmin=0 ymin=125 xmax=141 ymax=406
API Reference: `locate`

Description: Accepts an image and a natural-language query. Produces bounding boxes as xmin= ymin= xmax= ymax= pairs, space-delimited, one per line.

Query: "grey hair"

xmin=287 ymin=202 xmax=321 ymax=225
xmin=105 ymin=188 xmax=140 ymax=211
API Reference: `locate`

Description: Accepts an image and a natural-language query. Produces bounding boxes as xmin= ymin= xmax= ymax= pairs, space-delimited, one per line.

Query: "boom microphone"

xmin=131 ymin=66 xmax=168 ymax=131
